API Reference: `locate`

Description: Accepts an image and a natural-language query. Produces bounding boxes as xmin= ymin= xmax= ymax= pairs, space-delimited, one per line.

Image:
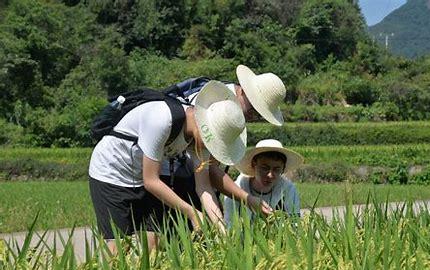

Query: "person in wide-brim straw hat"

xmin=236 ymin=65 xmax=286 ymax=126
xmin=224 ymin=139 xmax=304 ymax=228
xmin=194 ymin=80 xmax=247 ymax=166
xmin=236 ymin=139 xmax=303 ymax=177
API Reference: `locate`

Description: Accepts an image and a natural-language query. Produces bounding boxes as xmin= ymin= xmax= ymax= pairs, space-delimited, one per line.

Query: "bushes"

xmin=0 ymin=119 xmax=31 ymax=146
xmin=1 ymin=146 xmax=429 ymax=184
xmin=21 ymin=96 xmax=106 ymax=147
xmin=247 ymin=121 xmax=430 ymax=146
xmin=128 ymin=51 xmax=236 ymax=89
xmin=292 ymin=55 xmax=430 ymax=121
xmin=0 ymin=158 xmax=87 ymax=181
xmin=411 ymin=167 xmax=430 ymax=185
xmin=293 ymin=163 xmax=430 ymax=185
xmin=280 ymin=103 xmax=401 ymax=122
xmin=2 ymin=157 xmax=428 ymax=184
xmin=296 ymin=162 xmax=352 ymax=183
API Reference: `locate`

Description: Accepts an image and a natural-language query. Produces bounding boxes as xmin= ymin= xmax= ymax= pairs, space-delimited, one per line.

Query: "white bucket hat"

xmin=194 ymin=80 xmax=247 ymax=165
xmin=235 ymin=139 xmax=303 ymax=177
xmin=236 ymin=65 xmax=286 ymax=126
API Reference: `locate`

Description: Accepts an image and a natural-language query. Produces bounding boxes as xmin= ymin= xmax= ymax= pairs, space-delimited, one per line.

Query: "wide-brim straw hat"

xmin=194 ymin=80 xmax=247 ymax=165
xmin=236 ymin=65 xmax=286 ymax=126
xmin=236 ymin=139 xmax=303 ymax=176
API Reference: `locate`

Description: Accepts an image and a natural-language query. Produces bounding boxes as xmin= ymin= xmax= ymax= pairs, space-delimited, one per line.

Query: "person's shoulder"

xmin=278 ymin=176 xmax=297 ymax=190
xmin=125 ymin=101 xmax=170 ymax=121
xmin=139 ymin=101 xmax=171 ymax=122
xmin=235 ymin=173 xmax=250 ymax=187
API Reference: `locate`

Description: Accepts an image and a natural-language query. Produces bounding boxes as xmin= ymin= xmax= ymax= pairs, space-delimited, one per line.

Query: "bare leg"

xmin=105 ymin=232 xmax=158 ymax=256
xmin=146 ymin=231 xmax=159 ymax=251
xmin=106 ymin=239 xmax=118 ymax=255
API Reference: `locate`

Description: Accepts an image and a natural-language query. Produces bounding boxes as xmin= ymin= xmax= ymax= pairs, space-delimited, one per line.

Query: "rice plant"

xmin=1 ymin=196 xmax=429 ymax=269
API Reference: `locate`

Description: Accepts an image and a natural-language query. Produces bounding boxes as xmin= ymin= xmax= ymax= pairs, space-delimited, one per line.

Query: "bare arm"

xmin=194 ymin=167 xmax=226 ymax=233
xmin=142 ymin=156 xmax=202 ymax=229
xmin=209 ymin=164 xmax=247 ymax=201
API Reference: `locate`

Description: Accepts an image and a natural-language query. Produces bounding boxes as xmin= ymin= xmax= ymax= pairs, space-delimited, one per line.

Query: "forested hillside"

xmin=1 ymin=0 xmax=430 ymax=147
xmin=369 ymin=0 xmax=430 ymax=58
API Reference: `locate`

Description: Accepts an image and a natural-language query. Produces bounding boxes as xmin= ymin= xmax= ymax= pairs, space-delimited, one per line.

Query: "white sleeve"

xmin=137 ymin=105 xmax=171 ymax=162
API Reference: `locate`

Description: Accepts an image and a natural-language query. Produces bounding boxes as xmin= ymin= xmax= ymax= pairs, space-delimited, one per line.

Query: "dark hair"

xmin=252 ymin=151 xmax=287 ymax=164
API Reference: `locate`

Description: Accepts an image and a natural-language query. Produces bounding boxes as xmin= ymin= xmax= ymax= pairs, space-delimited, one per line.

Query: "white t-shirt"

xmin=223 ymin=174 xmax=300 ymax=227
xmin=89 ymin=101 xmax=192 ymax=187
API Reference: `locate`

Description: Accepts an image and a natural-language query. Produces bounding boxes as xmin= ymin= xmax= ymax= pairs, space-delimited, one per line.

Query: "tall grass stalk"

xmin=1 ymin=195 xmax=429 ymax=269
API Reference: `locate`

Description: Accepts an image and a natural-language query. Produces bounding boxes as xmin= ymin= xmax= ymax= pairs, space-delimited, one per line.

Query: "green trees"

xmin=294 ymin=0 xmax=366 ymax=61
xmin=1 ymin=0 xmax=429 ymax=147
xmin=0 ymin=0 xmax=109 ymax=146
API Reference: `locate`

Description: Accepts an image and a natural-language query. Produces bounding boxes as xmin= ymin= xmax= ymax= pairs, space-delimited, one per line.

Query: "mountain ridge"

xmin=368 ymin=0 xmax=430 ymax=58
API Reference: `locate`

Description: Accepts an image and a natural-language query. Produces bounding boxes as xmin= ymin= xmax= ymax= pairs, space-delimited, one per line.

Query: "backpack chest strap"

xmin=109 ymin=130 xmax=138 ymax=144
xmin=164 ymin=96 xmax=187 ymax=145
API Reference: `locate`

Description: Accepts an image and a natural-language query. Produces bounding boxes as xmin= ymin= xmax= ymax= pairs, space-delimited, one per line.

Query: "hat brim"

xmin=194 ymin=81 xmax=247 ymax=165
xmin=236 ymin=65 xmax=284 ymax=126
xmin=235 ymin=146 xmax=303 ymax=176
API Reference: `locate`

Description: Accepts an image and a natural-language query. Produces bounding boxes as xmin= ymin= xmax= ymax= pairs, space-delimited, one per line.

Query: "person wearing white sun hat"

xmin=155 ymin=65 xmax=287 ymax=223
xmin=224 ymin=139 xmax=304 ymax=228
xmin=235 ymin=64 xmax=286 ymax=126
xmin=89 ymin=80 xmax=272 ymax=254
xmin=158 ymin=64 xmax=288 ymax=205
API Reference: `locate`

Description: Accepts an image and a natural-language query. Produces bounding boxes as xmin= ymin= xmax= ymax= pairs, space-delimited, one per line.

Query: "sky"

xmin=359 ymin=0 xmax=407 ymax=26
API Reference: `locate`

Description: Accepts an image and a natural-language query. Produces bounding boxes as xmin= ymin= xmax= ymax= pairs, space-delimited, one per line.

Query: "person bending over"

xmin=88 ymin=81 xmax=271 ymax=254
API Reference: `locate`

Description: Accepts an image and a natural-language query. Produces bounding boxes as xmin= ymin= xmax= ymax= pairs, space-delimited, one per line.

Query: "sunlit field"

xmin=1 ymin=197 xmax=429 ymax=269
xmin=1 ymin=181 xmax=430 ymax=233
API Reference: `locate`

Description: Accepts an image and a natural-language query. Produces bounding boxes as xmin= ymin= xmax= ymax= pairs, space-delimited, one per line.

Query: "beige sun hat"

xmin=236 ymin=65 xmax=286 ymax=126
xmin=235 ymin=139 xmax=303 ymax=177
xmin=194 ymin=80 xmax=247 ymax=165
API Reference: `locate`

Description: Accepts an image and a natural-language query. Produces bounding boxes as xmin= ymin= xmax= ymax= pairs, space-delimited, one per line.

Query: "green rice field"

xmin=1 ymin=181 xmax=430 ymax=233
xmin=1 ymin=196 xmax=429 ymax=269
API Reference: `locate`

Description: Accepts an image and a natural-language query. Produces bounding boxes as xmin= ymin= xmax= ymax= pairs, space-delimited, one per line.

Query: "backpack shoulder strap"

xmin=164 ymin=96 xmax=187 ymax=145
xmin=106 ymin=90 xmax=185 ymax=146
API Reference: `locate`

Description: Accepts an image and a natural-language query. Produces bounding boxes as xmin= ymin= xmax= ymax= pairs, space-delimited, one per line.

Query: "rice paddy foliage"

xmin=2 ymin=144 xmax=429 ymax=167
xmin=297 ymin=143 xmax=430 ymax=168
xmin=247 ymin=121 xmax=430 ymax=146
xmin=2 ymin=181 xmax=430 ymax=233
xmin=1 ymin=144 xmax=429 ymax=182
xmin=1 ymin=196 xmax=429 ymax=269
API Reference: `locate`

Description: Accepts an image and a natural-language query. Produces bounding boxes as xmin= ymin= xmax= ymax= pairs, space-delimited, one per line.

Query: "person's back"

xmin=90 ymin=100 xmax=191 ymax=187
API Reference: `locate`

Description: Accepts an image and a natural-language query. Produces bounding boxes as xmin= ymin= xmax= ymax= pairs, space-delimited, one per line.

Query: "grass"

xmin=297 ymin=182 xmax=430 ymax=208
xmin=1 ymin=197 xmax=429 ymax=269
xmin=0 ymin=181 xmax=95 ymax=233
xmin=1 ymin=181 xmax=430 ymax=233
xmin=0 ymin=148 xmax=92 ymax=164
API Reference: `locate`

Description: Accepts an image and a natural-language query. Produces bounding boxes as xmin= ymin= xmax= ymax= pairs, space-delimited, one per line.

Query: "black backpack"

xmin=90 ymin=77 xmax=211 ymax=144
